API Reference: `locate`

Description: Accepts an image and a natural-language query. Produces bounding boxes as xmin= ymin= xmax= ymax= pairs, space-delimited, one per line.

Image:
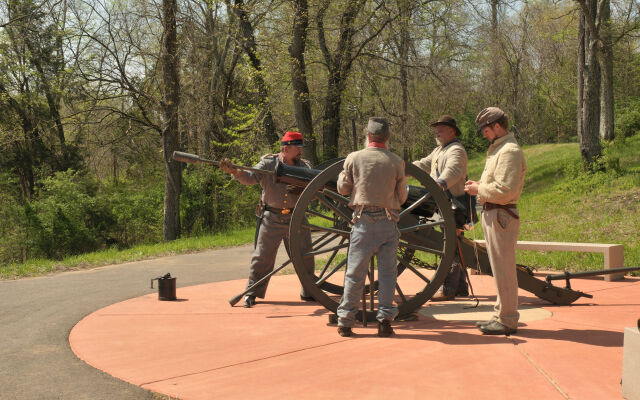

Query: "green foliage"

xmin=104 ymin=178 xmax=164 ymax=247
xmin=180 ymin=166 xmax=260 ymax=235
xmin=615 ymin=99 xmax=640 ymax=138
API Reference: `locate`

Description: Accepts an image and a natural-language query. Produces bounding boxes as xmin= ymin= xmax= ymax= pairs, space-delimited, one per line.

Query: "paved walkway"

xmin=69 ymin=271 xmax=639 ymax=400
xmin=0 ymin=244 xmax=279 ymax=400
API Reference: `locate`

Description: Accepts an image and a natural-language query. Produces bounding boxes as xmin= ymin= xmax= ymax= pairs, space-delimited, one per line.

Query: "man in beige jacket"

xmin=336 ymin=117 xmax=408 ymax=337
xmin=413 ymin=115 xmax=469 ymax=301
xmin=465 ymin=107 xmax=526 ymax=335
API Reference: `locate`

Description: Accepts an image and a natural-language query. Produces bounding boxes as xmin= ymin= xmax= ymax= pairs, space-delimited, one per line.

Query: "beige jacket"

xmin=478 ymin=132 xmax=526 ymax=205
xmin=337 ymin=147 xmax=408 ymax=210
xmin=412 ymin=140 xmax=467 ymax=197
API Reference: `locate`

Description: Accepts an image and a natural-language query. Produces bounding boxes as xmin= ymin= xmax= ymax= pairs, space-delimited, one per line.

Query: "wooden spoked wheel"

xmin=288 ymin=160 xmax=457 ymax=319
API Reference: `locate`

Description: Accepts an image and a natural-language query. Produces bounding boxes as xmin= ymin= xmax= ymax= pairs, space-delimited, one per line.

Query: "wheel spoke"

xmin=315 ymin=193 xmax=353 ymax=225
xmin=311 ymin=232 xmax=333 ymax=247
xmin=399 ymin=192 xmax=432 ymax=218
xmin=399 ymin=220 xmax=444 ymax=234
xmin=397 ymin=256 xmax=431 ymax=284
xmin=316 ymin=258 xmax=347 ymax=285
xmin=302 ymin=223 xmax=350 ymax=237
xmin=322 ymin=189 xmax=351 ymax=206
xmin=306 ymin=209 xmax=335 ymax=222
xmin=312 ymin=233 xmax=340 ymax=252
xmin=399 ymin=241 xmax=444 ymax=256
xmin=318 ymin=237 xmax=347 ymax=278
xmin=369 ymin=258 xmax=375 ymax=311
xmin=395 ymin=282 xmax=407 ymax=304
xmin=304 ymin=242 xmax=350 ymax=257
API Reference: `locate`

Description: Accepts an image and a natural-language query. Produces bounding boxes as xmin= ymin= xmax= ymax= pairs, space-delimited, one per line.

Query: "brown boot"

xmin=430 ymin=289 xmax=455 ymax=302
xmin=377 ymin=320 xmax=394 ymax=337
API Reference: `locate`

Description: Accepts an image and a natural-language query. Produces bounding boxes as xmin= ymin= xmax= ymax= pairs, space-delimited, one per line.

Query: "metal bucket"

xmin=150 ymin=273 xmax=177 ymax=301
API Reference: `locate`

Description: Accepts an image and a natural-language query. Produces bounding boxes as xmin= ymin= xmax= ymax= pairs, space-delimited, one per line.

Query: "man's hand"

xmin=464 ymin=180 xmax=479 ymax=196
xmin=219 ymin=158 xmax=238 ymax=175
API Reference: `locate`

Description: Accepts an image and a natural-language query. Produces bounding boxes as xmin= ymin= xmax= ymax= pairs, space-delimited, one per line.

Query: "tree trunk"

xmin=599 ymin=0 xmax=614 ymax=141
xmin=322 ymin=72 xmax=344 ymax=160
xmin=230 ymin=0 xmax=279 ymax=146
xmin=161 ymin=0 xmax=182 ymax=241
xmin=317 ymin=0 xmax=365 ymax=161
xmin=399 ymin=0 xmax=410 ymax=161
xmin=290 ymin=0 xmax=317 ymax=165
xmin=579 ymin=1 xmax=602 ymax=167
xmin=577 ymin=9 xmax=584 ymax=147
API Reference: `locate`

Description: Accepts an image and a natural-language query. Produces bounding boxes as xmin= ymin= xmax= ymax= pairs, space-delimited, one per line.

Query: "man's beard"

xmin=435 ymin=137 xmax=443 ymax=147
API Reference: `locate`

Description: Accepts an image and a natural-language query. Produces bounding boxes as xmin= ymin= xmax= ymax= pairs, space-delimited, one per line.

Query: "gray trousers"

xmin=245 ymin=211 xmax=314 ymax=298
xmin=337 ymin=213 xmax=400 ymax=328
xmin=482 ymin=208 xmax=520 ymax=329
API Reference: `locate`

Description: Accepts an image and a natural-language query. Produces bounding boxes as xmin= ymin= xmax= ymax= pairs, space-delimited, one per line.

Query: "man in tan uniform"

xmin=220 ymin=132 xmax=315 ymax=308
xmin=465 ymin=107 xmax=526 ymax=335
xmin=336 ymin=117 xmax=408 ymax=337
xmin=413 ymin=115 xmax=469 ymax=301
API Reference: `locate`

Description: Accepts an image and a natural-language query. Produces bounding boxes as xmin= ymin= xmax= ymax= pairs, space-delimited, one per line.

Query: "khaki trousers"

xmin=482 ymin=208 xmax=520 ymax=329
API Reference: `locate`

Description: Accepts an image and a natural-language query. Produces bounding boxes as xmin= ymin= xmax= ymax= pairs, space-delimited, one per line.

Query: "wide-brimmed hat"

xmin=281 ymin=131 xmax=304 ymax=147
xmin=475 ymin=107 xmax=505 ymax=134
xmin=430 ymin=115 xmax=461 ymax=136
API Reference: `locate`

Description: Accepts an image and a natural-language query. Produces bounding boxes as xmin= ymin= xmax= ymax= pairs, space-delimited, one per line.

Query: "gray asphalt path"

xmin=0 ymin=244 xmax=288 ymax=400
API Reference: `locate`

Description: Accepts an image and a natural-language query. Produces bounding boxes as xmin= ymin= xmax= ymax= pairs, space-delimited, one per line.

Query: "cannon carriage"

xmin=274 ymin=159 xmax=597 ymax=321
xmin=173 ymin=150 xmax=611 ymax=318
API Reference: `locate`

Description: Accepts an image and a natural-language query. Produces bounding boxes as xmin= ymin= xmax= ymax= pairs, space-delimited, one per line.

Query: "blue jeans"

xmin=337 ymin=213 xmax=400 ymax=327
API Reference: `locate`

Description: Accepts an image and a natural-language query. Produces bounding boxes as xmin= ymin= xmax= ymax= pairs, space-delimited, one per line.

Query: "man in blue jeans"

xmin=336 ymin=117 xmax=408 ymax=337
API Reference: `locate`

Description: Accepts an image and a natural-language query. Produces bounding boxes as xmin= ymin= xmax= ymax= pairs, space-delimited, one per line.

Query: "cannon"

xmin=275 ymin=159 xmax=598 ymax=321
xmin=173 ymin=151 xmax=640 ymax=320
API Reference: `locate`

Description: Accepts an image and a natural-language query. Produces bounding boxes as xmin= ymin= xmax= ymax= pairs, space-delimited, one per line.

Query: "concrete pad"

xmin=623 ymin=327 xmax=640 ymax=400
xmin=70 ymin=273 xmax=640 ymax=400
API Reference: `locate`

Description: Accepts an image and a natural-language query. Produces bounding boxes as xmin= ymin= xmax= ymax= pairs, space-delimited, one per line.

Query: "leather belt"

xmin=483 ymin=202 xmax=519 ymax=219
xmin=264 ymin=205 xmax=292 ymax=215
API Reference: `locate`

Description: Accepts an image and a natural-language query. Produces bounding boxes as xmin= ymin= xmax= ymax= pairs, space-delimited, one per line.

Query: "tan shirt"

xmin=337 ymin=147 xmax=408 ymax=210
xmin=412 ymin=140 xmax=467 ymax=197
xmin=477 ymin=132 xmax=526 ymax=205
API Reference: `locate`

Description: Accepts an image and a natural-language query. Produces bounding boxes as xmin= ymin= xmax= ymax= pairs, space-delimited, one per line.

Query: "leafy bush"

xmin=616 ymin=108 xmax=640 ymax=138
xmin=104 ymin=178 xmax=164 ymax=247
xmin=181 ymin=166 xmax=260 ymax=235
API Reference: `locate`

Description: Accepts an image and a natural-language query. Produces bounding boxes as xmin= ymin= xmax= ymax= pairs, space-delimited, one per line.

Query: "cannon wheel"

xmin=289 ymin=160 xmax=457 ymax=319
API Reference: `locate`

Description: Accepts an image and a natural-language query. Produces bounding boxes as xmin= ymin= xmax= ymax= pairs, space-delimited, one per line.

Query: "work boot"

xmin=243 ymin=295 xmax=256 ymax=308
xmin=475 ymin=317 xmax=497 ymax=327
xmin=337 ymin=326 xmax=352 ymax=337
xmin=430 ymin=289 xmax=455 ymax=302
xmin=478 ymin=320 xmax=517 ymax=336
xmin=377 ymin=320 xmax=394 ymax=337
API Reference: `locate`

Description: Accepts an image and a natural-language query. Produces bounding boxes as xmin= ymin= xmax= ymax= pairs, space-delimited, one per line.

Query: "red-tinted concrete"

xmin=69 ymin=273 xmax=640 ymax=400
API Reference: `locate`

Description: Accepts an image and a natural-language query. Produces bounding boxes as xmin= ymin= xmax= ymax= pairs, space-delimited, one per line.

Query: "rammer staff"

xmin=172 ymin=151 xmax=275 ymax=176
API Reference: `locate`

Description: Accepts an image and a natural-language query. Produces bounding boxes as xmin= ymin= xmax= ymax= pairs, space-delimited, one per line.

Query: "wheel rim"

xmin=289 ymin=160 xmax=457 ymax=318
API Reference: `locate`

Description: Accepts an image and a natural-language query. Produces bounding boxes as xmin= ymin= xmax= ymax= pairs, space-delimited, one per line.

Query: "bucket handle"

xmin=150 ymin=273 xmax=173 ymax=289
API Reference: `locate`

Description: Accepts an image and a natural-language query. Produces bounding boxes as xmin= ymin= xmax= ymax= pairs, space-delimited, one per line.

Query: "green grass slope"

xmin=466 ymin=135 xmax=640 ymax=272
xmin=2 ymin=135 xmax=639 ymax=279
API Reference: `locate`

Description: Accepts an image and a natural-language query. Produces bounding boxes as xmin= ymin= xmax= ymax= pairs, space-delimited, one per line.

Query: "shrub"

xmin=616 ymin=109 xmax=640 ymax=138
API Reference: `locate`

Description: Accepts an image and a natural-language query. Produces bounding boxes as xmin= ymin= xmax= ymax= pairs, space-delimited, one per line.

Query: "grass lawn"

xmin=3 ymin=135 xmax=639 ymax=279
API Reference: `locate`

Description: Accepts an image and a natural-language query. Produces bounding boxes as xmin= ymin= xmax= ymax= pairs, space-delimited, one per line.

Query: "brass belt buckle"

xmin=281 ymin=208 xmax=291 ymax=215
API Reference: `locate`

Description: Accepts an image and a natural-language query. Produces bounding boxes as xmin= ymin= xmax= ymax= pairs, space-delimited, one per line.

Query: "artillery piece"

xmin=173 ymin=151 xmax=639 ymax=321
xmin=275 ymin=159 xmax=592 ymax=321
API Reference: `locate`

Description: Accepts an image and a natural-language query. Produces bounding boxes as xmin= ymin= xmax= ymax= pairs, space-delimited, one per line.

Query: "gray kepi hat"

xmin=430 ymin=115 xmax=462 ymax=137
xmin=366 ymin=117 xmax=390 ymax=138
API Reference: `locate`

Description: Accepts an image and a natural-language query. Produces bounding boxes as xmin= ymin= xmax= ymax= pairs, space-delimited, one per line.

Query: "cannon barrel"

xmin=275 ymin=160 xmax=437 ymax=217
